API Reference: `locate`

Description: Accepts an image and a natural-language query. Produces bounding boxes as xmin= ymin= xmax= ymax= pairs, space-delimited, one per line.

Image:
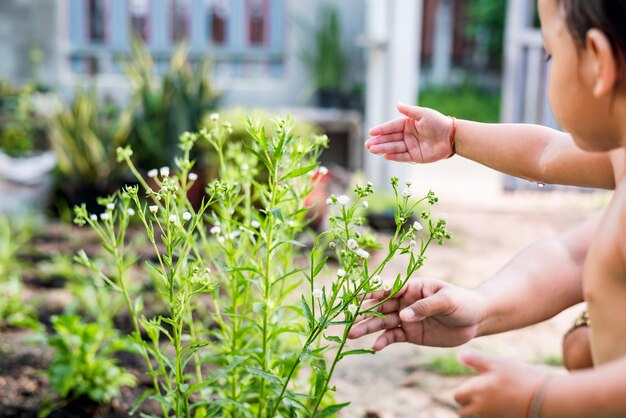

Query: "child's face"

xmin=538 ymin=0 xmax=622 ymax=151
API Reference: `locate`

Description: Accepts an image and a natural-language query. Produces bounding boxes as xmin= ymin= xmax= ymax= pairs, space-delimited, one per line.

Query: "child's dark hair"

xmin=559 ymin=1 xmax=626 ymax=78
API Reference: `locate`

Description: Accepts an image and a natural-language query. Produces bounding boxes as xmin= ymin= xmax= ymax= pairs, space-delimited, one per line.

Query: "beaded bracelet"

xmin=445 ymin=116 xmax=457 ymax=159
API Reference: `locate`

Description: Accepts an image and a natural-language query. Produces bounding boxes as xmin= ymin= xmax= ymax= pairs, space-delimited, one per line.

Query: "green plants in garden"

xmin=0 ymin=81 xmax=47 ymax=157
xmin=73 ymin=113 xmax=450 ymax=417
xmin=425 ymin=351 xmax=474 ymax=376
xmin=44 ymin=314 xmax=137 ymax=404
xmin=123 ymin=39 xmax=219 ymax=170
xmin=418 ymin=82 xmax=500 ymax=123
xmin=50 ymin=87 xmax=132 ymax=198
xmin=0 ymin=216 xmax=39 ymax=329
xmin=300 ymin=6 xmax=347 ymax=107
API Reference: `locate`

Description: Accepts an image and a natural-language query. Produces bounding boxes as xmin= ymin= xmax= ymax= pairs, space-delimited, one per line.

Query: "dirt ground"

xmin=334 ymin=190 xmax=609 ymax=418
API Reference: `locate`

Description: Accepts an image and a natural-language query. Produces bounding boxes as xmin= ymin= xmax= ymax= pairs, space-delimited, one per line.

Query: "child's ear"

xmin=586 ymin=28 xmax=617 ymax=97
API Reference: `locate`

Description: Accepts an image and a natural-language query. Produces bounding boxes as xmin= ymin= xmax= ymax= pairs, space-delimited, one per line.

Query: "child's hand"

xmin=365 ymin=103 xmax=454 ymax=163
xmin=348 ymin=278 xmax=485 ymax=350
xmin=455 ymin=350 xmax=548 ymax=418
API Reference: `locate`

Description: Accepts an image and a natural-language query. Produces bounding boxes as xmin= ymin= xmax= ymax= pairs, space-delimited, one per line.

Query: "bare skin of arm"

xmin=366 ymin=103 xmax=615 ymax=189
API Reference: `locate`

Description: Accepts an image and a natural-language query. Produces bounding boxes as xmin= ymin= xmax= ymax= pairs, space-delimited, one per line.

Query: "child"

xmin=351 ymin=0 xmax=626 ymax=415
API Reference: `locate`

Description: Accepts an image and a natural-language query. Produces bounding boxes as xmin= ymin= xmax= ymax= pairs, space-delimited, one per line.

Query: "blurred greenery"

xmin=0 ymin=81 xmax=47 ymax=156
xmin=50 ymin=87 xmax=132 ymax=189
xmin=301 ymin=6 xmax=345 ymax=91
xmin=123 ymin=38 xmax=219 ymax=170
xmin=419 ymin=83 xmax=500 ymax=123
xmin=425 ymin=351 xmax=474 ymax=376
xmin=465 ymin=0 xmax=507 ymax=69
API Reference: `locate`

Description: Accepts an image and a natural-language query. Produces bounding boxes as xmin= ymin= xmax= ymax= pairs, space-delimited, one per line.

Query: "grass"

xmin=418 ymin=83 xmax=501 ymax=123
xmin=424 ymin=351 xmax=474 ymax=376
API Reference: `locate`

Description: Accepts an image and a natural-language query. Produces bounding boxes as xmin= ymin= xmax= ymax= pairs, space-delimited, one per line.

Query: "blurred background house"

xmin=0 ymin=0 xmax=556 ymax=212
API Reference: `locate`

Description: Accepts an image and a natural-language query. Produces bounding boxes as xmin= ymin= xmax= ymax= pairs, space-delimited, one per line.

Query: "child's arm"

xmin=454 ymin=350 xmax=626 ymax=418
xmin=366 ymin=103 xmax=615 ymax=189
xmin=348 ymin=209 xmax=601 ymax=349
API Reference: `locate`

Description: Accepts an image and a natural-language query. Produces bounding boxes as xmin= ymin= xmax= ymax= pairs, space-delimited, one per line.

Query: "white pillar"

xmin=431 ymin=0 xmax=453 ymax=85
xmin=364 ymin=0 xmax=422 ymax=191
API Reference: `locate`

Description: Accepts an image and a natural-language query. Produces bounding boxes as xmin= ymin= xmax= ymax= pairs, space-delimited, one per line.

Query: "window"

xmin=172 ymin=0 xmax=190 ymax=43
xmin=130 ymin=0 xmax=150 ymax=41
xmin=247 ymin=0 xmax=268 ymax=46
xmin=88 ymin=0 xmax=106 ymax=43
xmin=207 ymin=0 xmax=229 ymax=45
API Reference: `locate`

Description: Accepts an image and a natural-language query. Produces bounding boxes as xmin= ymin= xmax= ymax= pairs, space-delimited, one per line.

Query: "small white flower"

xmin=409 ymin=240 xmax=417 ymax=248
xmin=147 ymin=168 xmax=159 ymax=178
xmin=217 ymin=236 xmax=225 ymax=243
xmin=382 ymin=281 xmax=393 ymax=292
xmin=439 ymin=212 xmax=448 ymax=221
xmin=312 ymin=288 xmax=323 ymax=299
xmin=160 ymin=166 xmax=170 ymax=177
xmin=188 ymin=172 xmax=198 ymax=181
xmin=251 ymin=220 xmax=261 ymax=228
xmin=329 ymin=241 xmax=336 ymax=249
xmin=337 ymin=195 xmax=350 ymax=206
xmin=413 ymin=221 xmax=423 ymax=231
xmin=347 ymin=304 xmax=358 ymax=315
xmin=169 ymin=214 xmax=178 ymax=223
xmin=326 ymin=198 xmax=333 ymax=205
xmin=355 ymin=248 xmax=370 ymax=259
xmin=401 ymin=188 xmax=412 ymax=198
xmin=347 ymin=239 xmax=358 ymax=249
xmin=337 ymin=269 xmax=346 ymax=278
xmin=127 ymin=208 xmax=136 ymax=216
xmin=405 ymin=180 xmax=413 ymax=187
xmin=228 ymin=231 xmax=240 ymax=240
xmin=182 ymin=211 xmax=192 ymax=221
xmin=241 ymin=163 xmax=249 ymax=171
xmin=362 ymin=201 xmax=369 ymax=209
xmin=100 ymin=212 xmax=110 ymax=221
xmin=89 ymin=214 xmax=97 ymax=221
xmin=149 ymin=205 xmax=158 ymax=214
xmin=210 ymin=226 xmax=221 ymax=235
xmin=371 ymin=275 xmax=382 ymax=287
xmin=209 ymin=113 xmax=219 ymax=122
xmin=106 ymin=203 xmax=115 ymax=211
xmin=318 ymin=166 xmax=329 ymax=176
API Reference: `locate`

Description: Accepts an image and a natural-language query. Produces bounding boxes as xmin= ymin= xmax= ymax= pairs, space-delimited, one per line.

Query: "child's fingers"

xmin=365 ymin=132 xmax=406 ymax=148
xmin=347 ymin=312 xmax=401 ymax=339
xmin=458 ymin=349 xmax=496 ymax=373
xmin=354 ymin=297 xmax=400 ymax=323
xmin=369 ymin=117 xmax=406 ymax=136
xmin=383 ymin=152 xmax=413 ymax=162
xmin=396 ymin=102 xmax=426 ymax=121
xmin=368 ymin=141 xmax=408 ymax=155
xmin=398 ymin=290 xmax=450 ymax=322
xmin=372 ymin=327 xmax=407 ymax=351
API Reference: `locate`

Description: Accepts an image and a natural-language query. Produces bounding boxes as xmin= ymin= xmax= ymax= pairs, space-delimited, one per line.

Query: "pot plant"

xmin=0 ymin=80 xmax=56 ymax=215
xmin=49 ymin=87 xmax=132 ymax=214
xmin=301 ymin=6 xmax=347 ymax=108
xmin=123 ymin=38 xmax=220 ymax=172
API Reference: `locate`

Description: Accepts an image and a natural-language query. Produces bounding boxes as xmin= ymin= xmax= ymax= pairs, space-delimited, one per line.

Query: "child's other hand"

xmin=365 ymin=103 xmax=454 ymax=163
xmin=455 ymin=350 xmax=547 ymax=418
xmin=348 ymin=278 xmax=485 ymax=350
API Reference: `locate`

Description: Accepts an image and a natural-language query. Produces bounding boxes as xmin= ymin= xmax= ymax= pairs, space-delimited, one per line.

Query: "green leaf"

xmin=301 ymin=295 xmax=314 ymax=327
xmin=245 ymin=367 xmax=282 ymax=387
xmin=323 ymin=334 xmax=342 ymax=344
xmin=316 ymin=402 xmax=351 ymax=418
xmin=279 ymin=163 xmax=318 ymax=181
xmin=270 ymin=207 xmax=285 ymax=222
xmin=312 ymin=256 xmax=328 ymax=279
xmin=339 ymin=349 xmax=376 ymax=360
xmin=129 ymin=389 xmax=154 ymax=415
